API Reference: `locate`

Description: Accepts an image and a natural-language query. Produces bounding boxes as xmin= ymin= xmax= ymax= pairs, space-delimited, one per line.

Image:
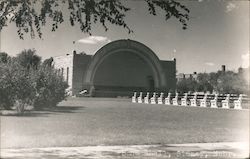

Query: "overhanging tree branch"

xmin=0 ymin=0 xmax=190 ymax=39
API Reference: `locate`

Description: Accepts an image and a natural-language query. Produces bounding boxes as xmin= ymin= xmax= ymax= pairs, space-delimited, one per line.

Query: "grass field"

xmin=0 ymin=97 xmax=249 ymax=149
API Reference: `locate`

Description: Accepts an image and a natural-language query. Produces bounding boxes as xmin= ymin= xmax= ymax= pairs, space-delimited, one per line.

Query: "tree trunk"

xmin=16 ymin=101 xmax=25 ymax=114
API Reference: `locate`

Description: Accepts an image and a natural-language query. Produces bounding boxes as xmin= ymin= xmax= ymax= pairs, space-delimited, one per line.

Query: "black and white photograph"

xmin=0 ymin=0 xmax=249 ymax=158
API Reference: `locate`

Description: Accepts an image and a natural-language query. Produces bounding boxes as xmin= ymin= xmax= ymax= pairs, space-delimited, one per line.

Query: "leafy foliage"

xmin=0 ymin=62 xmax=15 ymax=110
xmin=15 ymin=49 xmax=41 ymax=69
xmin=0 ymin=52 xmax=11 ymax=63
xmin=0 ymin=51 xmax=68 ymax=113
xmin=0 ymin=60 xmax=35 ymax=112
xmin=215 ymin=71 xmax=249 ymax=94
xmin=0 ymin=0 xmax=189 ymax=39
xmin=32 ymin=66 xmax=68 ymax=110
xmin=177 ymin=78 xmax=198 ymax=94
xmin=42 ymin=57 xmax=54 ymax=67
xmin=196 ymin=73 xmax=213 ymax=93
xmin=177 ymin=70 xmax=249 ymax=94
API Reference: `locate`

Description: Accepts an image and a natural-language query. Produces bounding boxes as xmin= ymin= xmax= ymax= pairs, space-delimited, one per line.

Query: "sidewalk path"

xmin=1 ymin=142 xmax=249 ymax=159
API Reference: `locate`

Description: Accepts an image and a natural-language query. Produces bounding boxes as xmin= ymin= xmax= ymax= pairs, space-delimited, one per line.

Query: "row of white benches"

xmin=132 ymin=92 xmax=244 ymax=109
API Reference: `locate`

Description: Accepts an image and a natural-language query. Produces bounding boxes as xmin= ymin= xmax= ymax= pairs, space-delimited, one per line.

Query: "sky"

xmin=0 ymin=0 xmax=249 ymax=74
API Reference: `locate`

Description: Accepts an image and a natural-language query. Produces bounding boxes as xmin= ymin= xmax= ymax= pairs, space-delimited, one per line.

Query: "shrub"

xmin=0 ymin=61 xmax=35 ymax=113
xmin=0 ymin=63 xmax=14 ymax=110
xmin=0 ymin=51 xmax=68 ymax=113
xmin=32 ymin=66 xmax=68 ymax=110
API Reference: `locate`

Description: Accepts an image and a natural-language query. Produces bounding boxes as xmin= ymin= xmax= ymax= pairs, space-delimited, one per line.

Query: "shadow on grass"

xmin=0 ymin=106 xmax=84 ymax=117
xmin=41 ymin=106 xmax=84 ymax=113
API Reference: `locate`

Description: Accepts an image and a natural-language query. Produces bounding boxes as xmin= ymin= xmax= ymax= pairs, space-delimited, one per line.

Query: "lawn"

xmin=0 ymin=97 xmax=249 ymax=149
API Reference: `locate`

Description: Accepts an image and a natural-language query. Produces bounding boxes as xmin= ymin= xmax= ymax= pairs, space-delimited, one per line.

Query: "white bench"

xmin=190 ymin=93 xmax=197 ymax=106
xmin=150 ymin=92 xmax=157 ymax=104
xmin=157 ymin=92 xmax=164 ymax=104
xmin=222 ymin=94 xmax=230 ymax=109
xmin=234 ymin=94 xmax=243 ymax=109
xmin=165 ymin=93 xmax=171 ymax=105
xmin=172 ymin=93 xmax=179 ymax=106
xmin=181 ymin=93 xmax=188 ymax=106
xmin=132 ymin=92 xmax=137 ymax=103
xmin=200 ymin=93 xmax=208 ymax=107
xmin=144 ymin=92 xmax=150 ymax=104
xmin=210 ymin=94 xmax=218 ymax=108
xmin=137 ymin=92 xmax=143 ymax=103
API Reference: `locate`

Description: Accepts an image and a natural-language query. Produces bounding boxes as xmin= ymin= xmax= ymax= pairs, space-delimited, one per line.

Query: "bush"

xmin=0 ymin=63 xmax=14 ymax=110
xmin=0 ymin=61 xmax=35 ymax=113
xmin=0 ymin=51 xmax=68 ymax=113
xmin=32 ymin=66 xmax=68 ymax=110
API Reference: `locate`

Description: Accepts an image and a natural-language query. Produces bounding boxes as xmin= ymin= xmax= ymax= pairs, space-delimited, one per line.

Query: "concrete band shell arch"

xmin=84 ymin=39 xmax=167 ymax=90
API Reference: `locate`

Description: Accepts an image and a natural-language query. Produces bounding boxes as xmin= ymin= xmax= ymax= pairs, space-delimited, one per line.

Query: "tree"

xmin=42 ymin=57 xmax=54 ymax=67
xmin=203 ymin=70 xmax=249 ymax=94
xmin=215 ymin=71 xmax=249 ymax=94
xmin=0 ymin=52 xmax=11 ymax=63
xmin=15 ymin=49 xmax=41 ymax=69
xmin=0 ymin=60 xmax=35 ymax=112
xmin=196 ymin=73 xmax=213 ymax=93
xmin=0 ymin=62 xmax=15 ymax=110
xmin=0 ymin=51 xmax=68 ymax=113
xmin=208 ymin=72 xmax=220 ymax=92
xmin=0 ymin=0 xmax=189 ymax=39
xmin=32 ymin=66 xmax=68 ymax=110
xmin=176 ymin=70 xmax=249 ymax=94
xmin=177 ymin=78 xmax=198 ymax=94
xmin=11 ymin=62 xmax=36 ymax=113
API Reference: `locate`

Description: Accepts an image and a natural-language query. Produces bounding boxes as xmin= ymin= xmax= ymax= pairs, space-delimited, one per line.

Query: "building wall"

xmin=72 ymin=53 xmax=92 ymax=95
xmin=160 ymin=60 xmax=176 ymax=92
xmin=177 ymin=72 xmax=198 ymax=82
xmin=53 ymin=54 xmax=73 ymax=93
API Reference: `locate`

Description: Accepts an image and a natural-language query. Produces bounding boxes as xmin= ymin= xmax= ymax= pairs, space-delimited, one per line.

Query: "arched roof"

xmin=84 ymin=39 xmax=166 ymax=88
